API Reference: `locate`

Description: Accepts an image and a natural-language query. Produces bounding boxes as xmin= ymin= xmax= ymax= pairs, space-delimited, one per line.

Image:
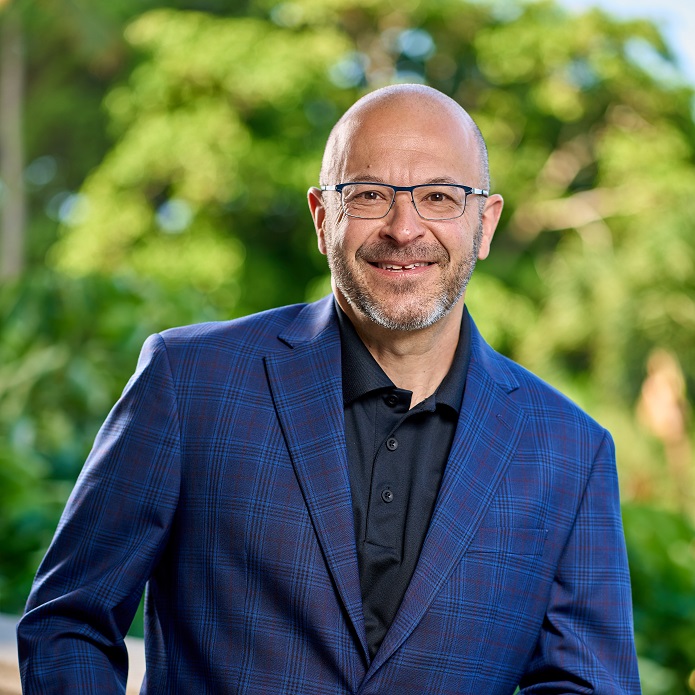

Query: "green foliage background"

xmin=1 ymin=0 xmax=694 ymax=692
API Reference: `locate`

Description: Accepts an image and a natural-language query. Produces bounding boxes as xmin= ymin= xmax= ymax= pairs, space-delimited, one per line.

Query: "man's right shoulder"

xmin=130 ymin=296 xmax=338 ymax=382
xmin=157 ymin=302 xmax=310 ymax=354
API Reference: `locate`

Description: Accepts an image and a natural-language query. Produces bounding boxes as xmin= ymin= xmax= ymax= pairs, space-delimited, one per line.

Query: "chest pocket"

xmin=466 ymin=527 xmax=548 ymax=557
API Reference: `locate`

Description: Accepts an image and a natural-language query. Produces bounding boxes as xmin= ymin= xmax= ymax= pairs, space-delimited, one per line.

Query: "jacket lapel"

xmin=264 ymin=298 xmax=369 ymax=661
xmin=367 ymin=318 xmax=529 ymax=676
xmin=265 ymin=300 xmax=529 ymax=678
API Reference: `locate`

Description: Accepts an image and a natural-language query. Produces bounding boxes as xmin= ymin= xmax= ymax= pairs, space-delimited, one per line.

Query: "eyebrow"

xmin=344 ymin=175 xmax=462 ymax=185
xmin=345 ymin=174 xmax=386 ymax=183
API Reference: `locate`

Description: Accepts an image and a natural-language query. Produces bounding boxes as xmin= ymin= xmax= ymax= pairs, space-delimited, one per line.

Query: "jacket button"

xmin=381 ymin=489 xmax=394 ymax=503
xmin=384 ymin=393 xmax=398 ymax=407
xmin=386 ymin=437 xmax=398 ymax=451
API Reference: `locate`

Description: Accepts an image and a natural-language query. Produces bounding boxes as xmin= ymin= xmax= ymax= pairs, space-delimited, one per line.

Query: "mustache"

xmin=356 ymin=241 xmax=449 ymax=264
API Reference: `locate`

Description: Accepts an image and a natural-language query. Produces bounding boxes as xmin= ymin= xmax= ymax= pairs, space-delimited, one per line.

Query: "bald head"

xmin=320 ymin=84 xmax=489 ymax=189
xmin=307 ymin=83 xmax=504 ymax=334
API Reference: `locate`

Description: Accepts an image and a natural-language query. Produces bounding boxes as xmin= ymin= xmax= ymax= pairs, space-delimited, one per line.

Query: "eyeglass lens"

xmin=340 ymin=183 xmax=466 ymax=220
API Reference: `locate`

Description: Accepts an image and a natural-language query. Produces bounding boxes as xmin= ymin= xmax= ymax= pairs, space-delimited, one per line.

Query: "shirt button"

xmin=381 ymin=489 xmax=394 ymax=503
xmin=386 ymin=437 xmax=398 ymax=451
xmin=384 ymin=393 xmax=398 ymax=407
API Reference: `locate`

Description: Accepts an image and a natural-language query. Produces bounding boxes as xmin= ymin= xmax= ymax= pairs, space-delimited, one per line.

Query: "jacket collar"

xmin=278 ymin=294 xmax=520 ymax=396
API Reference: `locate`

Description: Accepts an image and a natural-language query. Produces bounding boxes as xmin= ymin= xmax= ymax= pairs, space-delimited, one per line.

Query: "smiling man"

xmin=18 ymin=85 xmax=641 ymax=694
xmin=309 ymin=87 xmax=501 ymax=406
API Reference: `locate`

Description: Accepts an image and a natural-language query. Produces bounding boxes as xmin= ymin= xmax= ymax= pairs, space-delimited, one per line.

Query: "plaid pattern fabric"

xmin=18 ymin=296 xmax=641 ymax=694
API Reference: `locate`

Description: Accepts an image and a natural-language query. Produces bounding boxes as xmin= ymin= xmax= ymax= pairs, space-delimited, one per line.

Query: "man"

xmin=18 ymin=84 xmax=641 ymax=694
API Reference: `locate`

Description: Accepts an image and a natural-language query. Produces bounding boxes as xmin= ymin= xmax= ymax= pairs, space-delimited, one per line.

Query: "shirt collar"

xmin=336 ymin=301 xmax=393 ymax=404
xmin=335 ymin=299 xmax=471 ymax=414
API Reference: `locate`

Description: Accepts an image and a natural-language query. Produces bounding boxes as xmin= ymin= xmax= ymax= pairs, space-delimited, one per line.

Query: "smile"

xmin=371 ymin=262 xmax=434 ymax=272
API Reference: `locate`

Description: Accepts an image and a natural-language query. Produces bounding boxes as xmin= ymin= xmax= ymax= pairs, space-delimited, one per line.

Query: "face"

xmin=325 ymin=200 xmax=483 ymax=332
xmin=309 ymin=98 xmax=502 ymax=332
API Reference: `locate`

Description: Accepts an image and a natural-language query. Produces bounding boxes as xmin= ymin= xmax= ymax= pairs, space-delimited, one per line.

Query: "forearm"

xmin=18 ymin=334 xmax=180 ymax=692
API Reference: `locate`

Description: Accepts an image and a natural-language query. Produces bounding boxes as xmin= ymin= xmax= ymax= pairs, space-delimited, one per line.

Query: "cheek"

xmin=333 ymin=206 xmax=351 ymax=229
xmin=430 ymin=222 xmax=470 ymax=259
xmin=325 ymin=217 xmax=367 ymax=255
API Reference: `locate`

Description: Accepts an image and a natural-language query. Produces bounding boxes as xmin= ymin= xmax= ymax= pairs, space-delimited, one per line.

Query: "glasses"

xmin=320 ymin=182 xmax=489 ymax=221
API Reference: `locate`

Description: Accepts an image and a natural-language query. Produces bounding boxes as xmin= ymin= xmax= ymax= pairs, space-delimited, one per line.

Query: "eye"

xmin=356 ymin=189 xmax=387 ymax=201
xmin=416 ymin=186 xmax=466 ymax=208
xmin=343 ymin=184 xmax=392 ymax=205
xmin=426 ymin=192 xmax=449 ymax=202
xmin=422 ymin=189 xmax=456 ymax=204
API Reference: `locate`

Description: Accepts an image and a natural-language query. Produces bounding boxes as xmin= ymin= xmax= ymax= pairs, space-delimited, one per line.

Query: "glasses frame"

xmin=320 ymin=182 xmax=490 ymax=221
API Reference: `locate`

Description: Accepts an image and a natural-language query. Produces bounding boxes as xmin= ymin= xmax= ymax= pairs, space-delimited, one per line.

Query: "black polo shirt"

xmin=336 ymin=303 xmax=471 ymax=659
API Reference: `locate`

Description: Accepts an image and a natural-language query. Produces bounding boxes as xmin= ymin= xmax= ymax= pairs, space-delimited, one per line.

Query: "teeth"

xmin=378 ymin=262 xmax=429 ymax=271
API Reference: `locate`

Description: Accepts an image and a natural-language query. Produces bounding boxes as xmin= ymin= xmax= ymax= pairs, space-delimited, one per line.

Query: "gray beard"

xmin=326 ymin=226 xmax=482 ymax=331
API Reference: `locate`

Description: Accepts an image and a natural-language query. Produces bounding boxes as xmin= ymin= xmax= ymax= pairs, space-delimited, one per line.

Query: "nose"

xmin=380 ymin=190 xmax=426 ymax=245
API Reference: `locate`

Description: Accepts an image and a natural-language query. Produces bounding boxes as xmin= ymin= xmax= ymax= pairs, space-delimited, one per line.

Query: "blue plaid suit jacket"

xmin=18 ymin=296 xmax=641 ymax=694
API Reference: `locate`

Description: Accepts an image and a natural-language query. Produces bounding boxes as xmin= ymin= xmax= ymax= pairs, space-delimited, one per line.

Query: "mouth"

xmin=369 ymin=261 xmax=434 ymax=272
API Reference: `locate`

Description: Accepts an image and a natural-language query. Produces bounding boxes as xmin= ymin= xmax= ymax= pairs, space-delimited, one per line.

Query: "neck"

xmin=337 ymin=294 xmax=464 ymax=407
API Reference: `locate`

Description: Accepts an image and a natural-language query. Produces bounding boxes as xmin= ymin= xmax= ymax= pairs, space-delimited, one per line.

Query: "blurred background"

xmin=0 ymin=0 xmax=693 ymax=692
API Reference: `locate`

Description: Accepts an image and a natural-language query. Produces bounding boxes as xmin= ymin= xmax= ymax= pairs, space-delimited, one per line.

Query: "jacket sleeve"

xmin=519 ymin=430 xmax=642 ymax=694
xmin=17 ymin=334 xmax=181 ymax=694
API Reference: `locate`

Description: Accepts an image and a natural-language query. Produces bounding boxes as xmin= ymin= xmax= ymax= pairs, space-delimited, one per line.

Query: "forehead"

xmin=332 ymin=100 xmax=480 ymax=183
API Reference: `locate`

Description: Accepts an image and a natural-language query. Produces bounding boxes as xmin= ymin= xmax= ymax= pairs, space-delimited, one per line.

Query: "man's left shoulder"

xmin=470 ymin=321 xmax=608 ymax=441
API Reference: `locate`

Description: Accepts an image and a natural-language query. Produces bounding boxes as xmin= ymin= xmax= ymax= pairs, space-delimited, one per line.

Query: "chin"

xmin=352 ymin=296 xmax=457 ymax=332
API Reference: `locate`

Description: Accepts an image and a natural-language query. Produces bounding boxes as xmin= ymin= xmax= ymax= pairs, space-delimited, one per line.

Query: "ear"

xmin=307 ymin=187 xmax=328 ymax=256
xmin=477 ymin=193 xmax=503 ymax=260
